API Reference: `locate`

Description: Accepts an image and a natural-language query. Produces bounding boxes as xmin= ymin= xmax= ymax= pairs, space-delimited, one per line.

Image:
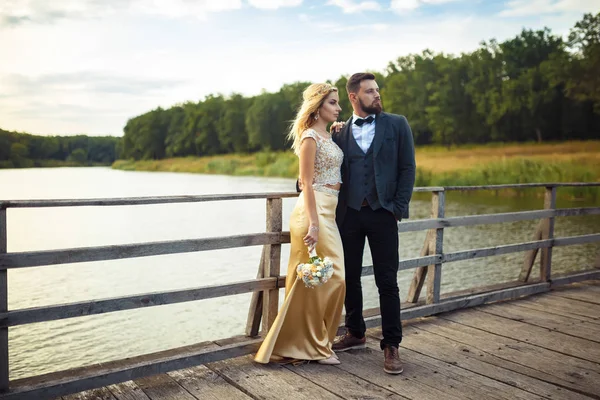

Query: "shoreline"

xmin=111 ymin=141 xmax=599 ymax=200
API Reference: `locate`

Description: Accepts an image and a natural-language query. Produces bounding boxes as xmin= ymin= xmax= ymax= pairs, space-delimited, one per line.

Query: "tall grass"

xmin=112 ymin=141 xmax=600 ymax=199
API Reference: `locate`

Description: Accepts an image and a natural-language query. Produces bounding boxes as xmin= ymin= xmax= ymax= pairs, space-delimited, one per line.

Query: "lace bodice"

xmin=300 ymin=129 xmax=343 ymax=193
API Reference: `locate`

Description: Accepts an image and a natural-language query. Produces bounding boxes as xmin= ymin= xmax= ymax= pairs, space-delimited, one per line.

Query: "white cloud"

xmin=298 ymin=14 xmax=389 ymax=32
xmin=0 ymin=0 xmax=116 ymax=26
xmin=1 ymin=0 xmax=291 ymax=26
xmin=327 ymin=0 xmax=382 ymax=14
xmin=499 ymin=0 xmax=600 ymax=17
xmin=390 ymin=0 xmax=419 ymax=11
xmin=390 ymin=0 xmax=460 ymax=12
xmin=0 ymin=72 xmax=186 ymax=134
xmin=130 ymin=0 xmax=243 ymax=19
xmin=247 ymin=0 xmax=303 ymax=10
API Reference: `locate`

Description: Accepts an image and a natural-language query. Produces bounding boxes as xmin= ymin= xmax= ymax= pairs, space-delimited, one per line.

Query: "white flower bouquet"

xmin=296 ymin=247 xmax=334 ymax=288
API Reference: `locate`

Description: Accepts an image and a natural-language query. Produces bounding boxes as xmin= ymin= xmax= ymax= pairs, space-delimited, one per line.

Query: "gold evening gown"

xmin=254 ymin=129 xmax=346 ymax=363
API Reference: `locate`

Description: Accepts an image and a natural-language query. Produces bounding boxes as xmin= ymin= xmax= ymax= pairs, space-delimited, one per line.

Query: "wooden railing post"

xmin=262 ymin=198 xmax=282 ymax=333
xmin=518 ymin=221 xmax=543 ymax=282
xmin=0 ymin=208 xmax=8 ymax=392
xmin=245 ymin=247 xmax=266 ymax=337
xmin=540 ymin=186 xmax=556 ymax=282
xmin=406 ymin=230 xmax=431 ymax=303
xmin=426 ymin=191 xmax=445 ymax=304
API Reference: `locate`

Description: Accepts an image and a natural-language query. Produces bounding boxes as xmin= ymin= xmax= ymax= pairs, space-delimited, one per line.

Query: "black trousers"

xmin=340 ymin=206 xmax=402 ymax=349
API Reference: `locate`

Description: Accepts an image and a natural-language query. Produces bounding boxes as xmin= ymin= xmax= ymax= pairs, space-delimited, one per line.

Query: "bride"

xmin=254 ymin=83 xmax=346 ymax=365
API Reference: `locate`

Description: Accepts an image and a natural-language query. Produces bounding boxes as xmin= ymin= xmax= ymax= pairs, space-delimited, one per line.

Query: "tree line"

xmin=3 ymin=13 xmax=598 ymax=167
xmin=121 ymin=13 xmax=599 ymax=160
xmin=0 ymin=128 xmax=120 ymax=168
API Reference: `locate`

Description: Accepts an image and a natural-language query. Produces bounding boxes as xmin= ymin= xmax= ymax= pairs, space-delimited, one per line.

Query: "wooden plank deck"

xmin=57 ymin=280 xmax=600 ymax=399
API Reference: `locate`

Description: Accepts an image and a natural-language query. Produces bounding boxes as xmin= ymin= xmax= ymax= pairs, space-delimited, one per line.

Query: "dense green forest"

xmin=0 ymin=128 xmax=120 ymax=168
xmin=120 ymin=13 xmax=600 ymax=160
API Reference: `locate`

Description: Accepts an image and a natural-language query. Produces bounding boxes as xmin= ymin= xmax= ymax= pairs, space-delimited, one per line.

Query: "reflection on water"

xmin=1 ymin=167 xmax=598 ymax=379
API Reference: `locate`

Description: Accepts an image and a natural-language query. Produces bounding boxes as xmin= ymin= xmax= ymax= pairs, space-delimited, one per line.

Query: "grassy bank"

xmin=0 ymin=159 xmax=111 ymax=169
xmin=113 ymin=141 xmax=600 ymax=199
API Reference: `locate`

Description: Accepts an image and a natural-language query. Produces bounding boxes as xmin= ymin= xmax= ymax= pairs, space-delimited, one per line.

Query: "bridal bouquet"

xmin=296 ymin=247 xmax=334 ymax=288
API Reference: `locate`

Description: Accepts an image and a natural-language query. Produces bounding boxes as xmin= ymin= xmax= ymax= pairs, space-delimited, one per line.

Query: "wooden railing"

xmin=0 ymin=183 xmax=599 ymax=399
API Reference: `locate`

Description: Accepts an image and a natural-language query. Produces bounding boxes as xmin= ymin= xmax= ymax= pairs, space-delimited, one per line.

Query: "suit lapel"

xmin=373 ymin=112 xmax=387 ymax=157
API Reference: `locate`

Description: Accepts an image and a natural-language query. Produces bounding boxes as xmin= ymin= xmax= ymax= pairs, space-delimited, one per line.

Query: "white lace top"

xmin=300 ymin=129 xmax=343 ymax=194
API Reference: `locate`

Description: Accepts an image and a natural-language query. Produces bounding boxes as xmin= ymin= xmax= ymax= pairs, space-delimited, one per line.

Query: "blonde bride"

xmin=254 ymin=83 xmax=346 ymax=365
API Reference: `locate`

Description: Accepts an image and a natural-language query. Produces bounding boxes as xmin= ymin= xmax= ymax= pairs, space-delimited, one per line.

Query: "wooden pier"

xmin=0 ymin=183 xmax=599 ymax=399
xmin=60 ymin=280 xmax=600 ymax=400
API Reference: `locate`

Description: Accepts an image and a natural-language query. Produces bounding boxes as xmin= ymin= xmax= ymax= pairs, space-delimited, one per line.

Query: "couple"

xmin=254 ymin=73 xmax=416 ymax=374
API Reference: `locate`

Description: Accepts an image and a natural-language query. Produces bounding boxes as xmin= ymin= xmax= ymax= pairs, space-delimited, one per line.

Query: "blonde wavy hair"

xmin=288 ymin=83 xmax=338 ymax=155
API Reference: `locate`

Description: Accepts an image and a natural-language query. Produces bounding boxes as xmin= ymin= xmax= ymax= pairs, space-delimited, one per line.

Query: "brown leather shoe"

xmin=332 ymin=331 xmax=366 ymax=352
xmin=383 ymin=345 xmax=403 ymax=374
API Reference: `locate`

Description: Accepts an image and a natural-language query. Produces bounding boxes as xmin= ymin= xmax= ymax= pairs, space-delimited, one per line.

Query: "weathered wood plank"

xmin=366 ymin=341 xmax=544 ymax=400
xmin=212 ymin=335 xmax=255 ymax=348
xmin=426 ymin=192 xmax=444 ymax=304
xmin=62 ymin=386 xmax=117 ymax=400
xmin=441 ymin=308 xmax=600 ymax=364
xmin=1 ymin=339 xmax=260 ymax=400
xmin=2 ymin=183 xmax=597 ymax=210
xmin=478 ymin=302 xmax=600 ymax=343
xmin=551 ymin=270 xmax=600 ymax=286
xmin=262 ymin=198 xmax=281 ymax=333
xmin=106 ymin=381 xmax=151 ymax=400
xmin=364 ymin=282 xmax=551 ymax=330
xmin=443 ymin=182 xmax=600 ymax=190
xmin=550 ymin=286 xmax=600 ymax=305
xmin=443 ymin=239 xmax=553 ymax=263
xmin=0 ymin=209 xmax=7 ymax=393
xmin=575 ymin=280 xmax=600 ymax=289
xmin=167 ymin=365 xmax=252 ymax=400
xmin=208 ymin=356 xmax=339 ymax=399
xmin=0 ymin=189 xmax=445 ymax=210
xmin=3 ymin=278 xmax=279 ymax=327
xmin=415 ymin=317 xmax=600 ymax=395
xmin=334 ymin=347 xmax=464 ymax=400
xmin=134 ymin=374 xmax=196 ymax=400
xmin=553 ymin=233 xmax=600 ymax=246
xmin=439 ymin=280 xmax=533 ymax=299
xmin=554 ymin=207 xmax=600 ymax=217
xmin=282 ymin=360 xmax=409 ymax=400
xmin=398 ymin=207 xmax=600 ymax=233
xmin=0 ymin=193 xmax=300 ymax=209
xmin=279 ymin=253 xmax=440 ymax=287
xmin=0 ymin=232 xmax=291 ymax=269
xmin=516 ymin=294 xmax=600 ymax=324
xmin=364 ymin=254 xmax=441 ymax=277
xmin=396 ymin=326 xmax=592 ymax=400
xmin=411 ymin=234 xmax=600 ymax=266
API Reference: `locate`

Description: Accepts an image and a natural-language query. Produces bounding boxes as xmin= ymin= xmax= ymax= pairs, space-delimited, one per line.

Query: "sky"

xmin=1 ymin=0 xmax=599 ymax=136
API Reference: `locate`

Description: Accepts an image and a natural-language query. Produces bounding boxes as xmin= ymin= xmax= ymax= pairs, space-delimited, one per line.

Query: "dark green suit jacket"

xmin=333 ymin=112 xmax=416 ymax=225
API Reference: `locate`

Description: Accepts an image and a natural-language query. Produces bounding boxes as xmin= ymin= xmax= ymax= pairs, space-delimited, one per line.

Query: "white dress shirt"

xmin=351 ymin=113 xmax=376 ymax=154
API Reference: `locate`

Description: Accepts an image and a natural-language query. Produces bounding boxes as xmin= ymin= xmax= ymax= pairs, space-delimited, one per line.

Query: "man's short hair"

xmin=346 ymin=72 xmax=376 ymax=94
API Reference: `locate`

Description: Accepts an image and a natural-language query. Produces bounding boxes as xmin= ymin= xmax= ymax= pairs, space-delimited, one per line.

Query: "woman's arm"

xmin=298 ymin=137 xmax=319 ymax=248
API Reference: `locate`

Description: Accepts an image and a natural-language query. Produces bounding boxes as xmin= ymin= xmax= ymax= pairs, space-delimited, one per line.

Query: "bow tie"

xmin=354 ymin=116 xmax=374 ymax=127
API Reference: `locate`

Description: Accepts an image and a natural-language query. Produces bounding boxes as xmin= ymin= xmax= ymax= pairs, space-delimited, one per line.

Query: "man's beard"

xmin=359 ymin=98 xmax=382 ymax=114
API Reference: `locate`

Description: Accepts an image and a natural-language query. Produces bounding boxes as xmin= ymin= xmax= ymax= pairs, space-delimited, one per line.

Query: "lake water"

xmin=1 ymin=167 xmax=598 ymax=379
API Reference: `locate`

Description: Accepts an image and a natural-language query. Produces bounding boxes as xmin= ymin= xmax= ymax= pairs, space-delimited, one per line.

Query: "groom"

xmin=331 ymin=72 xmax=416 ymax=374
